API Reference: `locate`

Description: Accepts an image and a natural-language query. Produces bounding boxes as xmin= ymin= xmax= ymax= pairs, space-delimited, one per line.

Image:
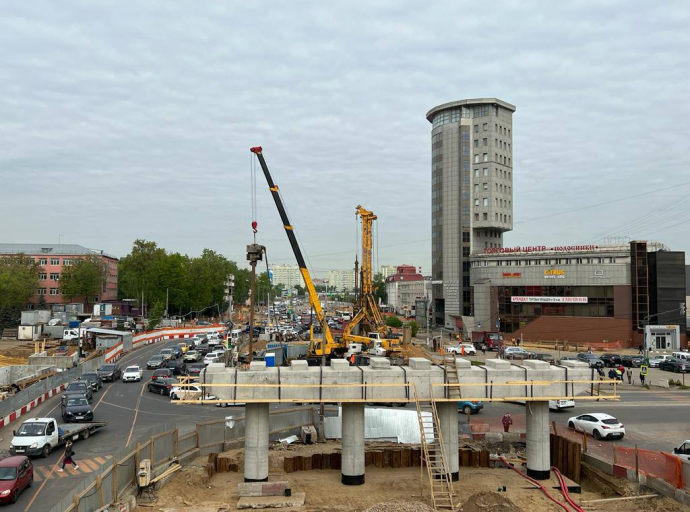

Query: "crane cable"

xmin=250 ymin=153 xmax=258 ymax=240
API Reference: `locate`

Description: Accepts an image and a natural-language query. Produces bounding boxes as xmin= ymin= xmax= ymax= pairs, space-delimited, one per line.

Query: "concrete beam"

xmin=244 ymin=403 xmax=269 ymax=482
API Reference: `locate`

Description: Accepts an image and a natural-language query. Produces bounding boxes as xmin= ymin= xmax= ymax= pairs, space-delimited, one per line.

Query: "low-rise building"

xmin=385 ymin=265 xmax=426 ymax=317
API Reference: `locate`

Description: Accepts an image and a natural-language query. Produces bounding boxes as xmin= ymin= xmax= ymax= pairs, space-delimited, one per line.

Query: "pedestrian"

xmin=617 ymin=364 xmax=624 ymax=375
xmin=597 ymin=367 xmax=605 ymax=380
xmin=626 ymin=369 xmax=632 ymax=384
xmin=640 ymin=372 xmax=646 ymax=386
xmin=502 ymin=412 xmax=513 ymax=433
xmin=481 ymin=345 xmax=486 ymax=356
xmin=608 ymin=368 xmax=617 ymax=384
xmin=58 ymin=441 xmax=79 ymax=472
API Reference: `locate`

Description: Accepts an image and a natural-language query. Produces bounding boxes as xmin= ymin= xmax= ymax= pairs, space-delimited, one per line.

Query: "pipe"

xmin=553 ymin=467 xmax=586 ymax=512
xmin=498 ymin=457 xmax=572 ymax=512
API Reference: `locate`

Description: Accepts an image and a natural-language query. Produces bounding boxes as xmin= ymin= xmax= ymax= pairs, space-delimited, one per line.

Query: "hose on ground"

xmin=498 ymin=457 xmax=573 ymax=512
xmin=553 ymin=466 xmax=586 ymax=512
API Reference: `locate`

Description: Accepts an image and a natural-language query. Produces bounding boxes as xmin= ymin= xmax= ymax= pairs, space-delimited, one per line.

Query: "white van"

xmin=230 ymin=329 xmax=242 ymax=343
xmin=672 ymin=351 xmax=690 ymax=361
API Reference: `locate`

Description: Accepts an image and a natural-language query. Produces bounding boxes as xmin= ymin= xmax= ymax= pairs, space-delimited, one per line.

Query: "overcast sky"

xmin=2 ymin=1 xmax=689 ymax=277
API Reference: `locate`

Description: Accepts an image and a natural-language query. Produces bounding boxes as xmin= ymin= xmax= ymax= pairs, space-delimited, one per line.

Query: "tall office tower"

xmin=426 ymin=99 xmax=516 ymax=327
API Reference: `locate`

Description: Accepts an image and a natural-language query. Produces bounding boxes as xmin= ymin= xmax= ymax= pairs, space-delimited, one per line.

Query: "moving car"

xmin=168 ymin=359 xmax=187 ymax=376
xmin=176 ymin=343 xmax=189 ymax=355
xmin=97 ymin=364 xmax=122 ymax=382
xmin=576 ymin=353 xmax=604 ymax=368
xmin=567 ymin=413 xmax=625 ymax=440
xmin=671 ymin=440 xmax=690 ymax=462
xmin=203 ymin=353 xmax=221 ymax=365
xmin=9 ymin=417 xmax=107 ymax=458
xmin=184 ymin=350 xmax=202 ymax=362
xmin=659 ymin=357 xmax=690 ymax=373
xmin=61 ymin=381 xmax=93 ymax=404
xmin=148 ymin=378 xmax=177 ymax=395
xmin=549 ymin=399 xmax=575 ymax=411
xmin=457 ymin=401 xmax=483 ymax=415
xmin=151 ymin=369 xmax=173 ymax=381
xmin=81 ymin=372 xmax=103 ymax=391
xmin=169 ymin=345 xmax=182 ymax=358
xmin=122 ymin=366 xmax=143 ymax=382
xmin=147 ymin=355 xmax=167 ymax=369
xmin=621 ymin=355 xmax=644 ymax=368
xmin=187 ymin=363 xmax=205 ymax=377
xmin=61 ymin=397 xmax=94 ymax=422
xmin=446 ymin=344 xmax=477 ymax=355
xmin=0 ymin=456 xmax=33 ymax=504
xmin=159 ymin=348 xmax=175 ymax=361
xmin=503 ymin=347 xmax=530 ymax=357
xmin=649 ymin=355 xmax=672 ymax=368
xmin=599 ymin=353 xmax=622 ymax=368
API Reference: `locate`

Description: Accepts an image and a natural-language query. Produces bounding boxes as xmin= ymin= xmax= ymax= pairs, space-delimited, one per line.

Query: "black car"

xmin=187 ymin=363 xmax=205 ymax=377
xmin=659 ymin=358 xmax=690 ymax=373
xmin=147 ymin=378 xmax=178 ymax=395
xmin=621 ymin=355 xmax=644 ymax=368
xmin=576 ymin=353 xmax=604 ymax=368
xmin=97 ymin=364 xmax=122 ymax=382
xmin=61 ymin=396 xmax=94 ymax=422
xmin=151 ymin=368 xmax=173 ymax=381
xmin=599 ymin=354 xmax=622 ymax=368
xmin=61 ymin=381 xmax=93 ymax=404
xmin=168 ymin=360 xmax=187 ymax=376
xmin=147 ymin=355 xmax=168 ymax=369
xmin=196 ymin=344 xmax=211 ymax=356
xmin=81 ymin=372 xmax=103 ymax=391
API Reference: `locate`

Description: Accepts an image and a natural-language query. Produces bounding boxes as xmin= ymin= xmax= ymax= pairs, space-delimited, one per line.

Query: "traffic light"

xmin=681 ymin=302 xmax=687 ymax=315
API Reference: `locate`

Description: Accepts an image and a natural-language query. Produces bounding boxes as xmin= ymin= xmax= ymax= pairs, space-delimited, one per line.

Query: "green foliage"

xmin=470 ymin=360 xmax=485 ymax=366
xmin=147 ymin=301 xmax=166 ymax=329
xmin=407 ymin=320 xmax=419 ymax=337
xmin=0 ymin=254 xmax=40 ymax=329
xmin=37 ymin=295 xmax=48 ymax=311
xmin=385 ymin=316 xmax=403 ymax=328
xmin=60 ymin=255 xmax=104 ymax=304
xmin=294 ymin=285 xmax=305 ymax=297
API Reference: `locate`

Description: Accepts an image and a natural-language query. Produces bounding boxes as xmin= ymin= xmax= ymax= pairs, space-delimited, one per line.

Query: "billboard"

xmin=511 ymin=296 xmax=588 ymax=304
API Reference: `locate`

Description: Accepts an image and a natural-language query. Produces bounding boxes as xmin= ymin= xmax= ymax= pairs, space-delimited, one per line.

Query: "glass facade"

xmin=498 ymin=286 xmax=614 ymax=333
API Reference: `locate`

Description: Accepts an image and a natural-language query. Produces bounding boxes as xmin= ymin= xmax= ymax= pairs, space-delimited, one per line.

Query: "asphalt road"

xmin=2 ymin=341 xmax=689 ymax=512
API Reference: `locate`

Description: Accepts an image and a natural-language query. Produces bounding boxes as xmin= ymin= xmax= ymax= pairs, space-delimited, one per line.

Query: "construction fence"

xmin=48 ymin=406 xmax=317 ymax=512
xmin=613 ymin=444 xmax=686 ymax=489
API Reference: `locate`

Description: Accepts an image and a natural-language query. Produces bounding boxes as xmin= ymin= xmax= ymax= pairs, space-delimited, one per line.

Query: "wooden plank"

xmin=479 ymin=451 xmax=489 ymax=468
xmin=573 ymin=446 xmax=581 ymax=484
xmin=323 ymin=453 xmax=331 ymax=470
xmin=294 ymin=456 xmax=303 ymax=472
xmin=383 ymin=449 xmax=391 ymax=468
xmin=312 ymin=453 xmax=323 ymax=470
xmin=228 ymin=463 xmax=238 ymax=473
xmin=374 ymin=451 xmax=384 ymax=468
xmin=411 ymin=449 xmax=420 ymax=467
xmin=471 ymin=451 xmax=480 ymax=468
xmin=461 ymin=450 xmax=471 ymax=467
xmin=303 ymin=455 xmax=312 ymax=471
xmin=332 ymin=452 xmax=341 ymax=470
xmin=401 ymin=448 xmax=411 ymax=468
xmin=283 ymin=458 xmax=294 ymax=473
xmin=96 ymin=475 xmax=103 ymax=507
xmin=365 ymin=451 xmax=374 ymax=467
xmin=391 ymin=449 xmax=402 ymax=469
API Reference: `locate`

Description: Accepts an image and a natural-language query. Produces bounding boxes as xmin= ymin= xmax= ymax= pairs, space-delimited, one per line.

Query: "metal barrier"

xmin=0 ymin=368 xmax=81 ymax=421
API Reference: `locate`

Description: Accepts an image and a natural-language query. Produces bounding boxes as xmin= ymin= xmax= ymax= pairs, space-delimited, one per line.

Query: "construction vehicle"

xmin=250 ymin=147 xmax=347 ymax=362
xmin=342 ymin=206 xmax=401 ymax=356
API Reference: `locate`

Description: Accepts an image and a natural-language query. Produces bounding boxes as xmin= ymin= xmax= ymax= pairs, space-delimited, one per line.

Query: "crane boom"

xmin=250 ymin=146 xmax=335 ymax=348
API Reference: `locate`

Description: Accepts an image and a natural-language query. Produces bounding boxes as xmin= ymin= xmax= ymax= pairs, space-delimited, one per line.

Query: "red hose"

xmin=552 ymin=467 xmax=586 ymax=512
xmin=499 ymin=457 xmax=574 ymax=512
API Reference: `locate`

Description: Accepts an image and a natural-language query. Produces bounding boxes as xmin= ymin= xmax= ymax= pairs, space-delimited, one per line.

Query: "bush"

xmin=407 ymin=321 xmax=419 ymax=337
xmin=385 ymin=316 xmax=403 ymax=328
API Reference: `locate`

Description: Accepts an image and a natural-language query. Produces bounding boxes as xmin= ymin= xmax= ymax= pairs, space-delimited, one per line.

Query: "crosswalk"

xmin=33 ymin=455 xmax=113 ymax=482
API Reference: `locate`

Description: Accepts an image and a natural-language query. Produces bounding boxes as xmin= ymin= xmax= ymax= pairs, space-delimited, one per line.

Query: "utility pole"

xmin=166 ymin=288 xmax=169 ymax=319
xmin=247 ymin=244 xmax=265 ymax=364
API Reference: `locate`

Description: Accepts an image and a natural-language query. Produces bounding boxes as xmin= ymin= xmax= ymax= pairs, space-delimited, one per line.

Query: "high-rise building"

xmin=269 ymin=264 xmax=305 ymax=288
xmin=426 ymin=98 xmax=516 ymax=328
xmin=328 ymin=270 xmax=355 ymax=292
xmin=379 ymin=265 xmax=398 ymax=279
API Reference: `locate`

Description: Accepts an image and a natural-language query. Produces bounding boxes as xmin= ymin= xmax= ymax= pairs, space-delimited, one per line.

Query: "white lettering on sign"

xmin=483 ymin=245 xmax=599 ymax=255
xmin=511 ymin=296 xmax=588 ymax=304
xmin=544 ymin=269 xmax=565 ymax=279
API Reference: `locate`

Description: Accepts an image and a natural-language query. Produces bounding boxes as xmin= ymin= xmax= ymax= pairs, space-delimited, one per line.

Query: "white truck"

xmin=672 ymin=440 xmax=690 ymax=461
xmin=9 ymin=417 xmax=107 ymax=458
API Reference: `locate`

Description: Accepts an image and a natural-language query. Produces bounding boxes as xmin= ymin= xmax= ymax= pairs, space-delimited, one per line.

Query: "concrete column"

xmin=244 ymin=402 xmax=269 ymax=482
xmin=526 ymin=401 xmax=550 ymax=480
xmin=436 ymin=402 xmax=459 ymax=481
xmin=341 ymin=403 xmax=365 ymax=485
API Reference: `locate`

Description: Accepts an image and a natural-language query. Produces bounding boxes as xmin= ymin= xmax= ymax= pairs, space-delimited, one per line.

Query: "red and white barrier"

xmin=104 ymin=342 xmax=124 ymax=363
xmin=0 ymin=383 xmax=67 ymax=429
xmin=132 ymin=325 xmax=225 ymax=349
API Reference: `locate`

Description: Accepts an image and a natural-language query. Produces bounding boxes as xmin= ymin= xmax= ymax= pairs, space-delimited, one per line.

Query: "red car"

xmin=0 ymin=456 xmax=33 ymax=503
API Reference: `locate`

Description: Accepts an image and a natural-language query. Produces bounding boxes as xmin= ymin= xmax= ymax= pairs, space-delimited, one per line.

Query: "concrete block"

xmin=289 ymin=360 xmax=308 ymax=371
xmin=249 ymin=361 xmax=267 ymax=371
xmin=330 ymin=359 xmax=350 ymax=371
xmin=485 ymin=359 xmax=511 ymax=370
xmin=238 ymin=481 xmax=288 ymax=497
xmin=674 ymin=489 xmax=690 ymax=507
xmin=369 ymin=357 xmax=390 ymax=369
xmin=522 ymin=360 xmax=550 ymax=370
xmin=455 ymin=358 xmax=472 ymax=369
xmin=236 ymin=493 xmax=305 ymax=509
xmin=408 ymin=358 xmax=431 ymax=370
xmin=656 ymin=379 xmax=670 ymax=388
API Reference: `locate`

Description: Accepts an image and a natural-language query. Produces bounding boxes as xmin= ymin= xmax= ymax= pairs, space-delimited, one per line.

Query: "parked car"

xmin=147 ymin=355 xmax=167 ymax=369
xmin=203 ymin=353 xmax=221 ymax=365
xmin=159 ymin=348 xmax=175 ymax=361
xmin=446 ymin=344 xmax=477 ymax=355
xmin=621 ymin=355 xmax=644 ymax=368
xmin=168 ymin=360 xmax=187 ymax=376
xmin=81 ymin=372 xmax=103 ymax=392
xmin=659 ymin=358 xmax=690 ymax=373
xmin=187 ymin=363 xmax=205 ymax=377
xmin=0 ymin=456 xmax=33 ymax=504
xmin=567 ymin=413 xmax=625 ymax=440
xmin=533 ymin=353 xmax=556 ymax=364
xmin=457 ymin=401 xmax=483 ymax=415
xmin=122 ymin=366 xmax=143 ymax=382
xmin=503 ymin=347 xmax=530 ymax=357
xmin=599 ymin=354 xmax=622 ymax=368
xmin=61 ymin=396 xmax=94 ymax=423
xmin=649 ymin=355 xmax=672 ymax=368
xmin=557 ymin=356 xmax=578 ymax=365
xmin=151 ymin=368 xmax=173 ymax=381
xmin=576 ymin=353 xmax=604 ymax=368
xmin=96 ymin=364 xmax=122 ymax=382
xmin=170 ymin=384 xmax=217 ymax=401
xmin=61 ymin=381 xmax=93 ymax=404
xmin=671 ymin=440 xmax=690 ymax=462
xmin=147 ymin=378 xmax=178 ymax=395
xmin=184 ymin=350 xmax=202 ymax=362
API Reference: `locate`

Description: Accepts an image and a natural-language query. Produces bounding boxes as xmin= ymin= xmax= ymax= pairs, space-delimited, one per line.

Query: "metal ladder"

xmin=414 ymin=387 xmax=455 ymax=510
xmin=442 ymin=354 xmax=461 ymax=399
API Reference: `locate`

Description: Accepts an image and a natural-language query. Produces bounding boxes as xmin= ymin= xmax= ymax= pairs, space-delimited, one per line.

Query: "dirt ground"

xmin=138 ymin=442 xmax=689 ymax=512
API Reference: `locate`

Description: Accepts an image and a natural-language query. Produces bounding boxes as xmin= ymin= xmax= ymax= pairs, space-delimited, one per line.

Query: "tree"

xmin=385 ymin=316 xmax=403 ymax=328
xmin=37 ymin=295 xmax=48 ymax=310
xmin=406 ymin=321 xmax=420 ymax=337
xmin=0 ymin=255 xmax=40 ymax=328
xmin=60 ymin=255 xmax=104 ymax=305
xmin=293 ymin=285 xmax=305 ymax=297
xmin=148 ymin=301 xmax=166 ymax=329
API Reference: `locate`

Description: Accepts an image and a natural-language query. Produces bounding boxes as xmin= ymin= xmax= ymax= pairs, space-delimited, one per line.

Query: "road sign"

xmin=640 ymin=365 xmax=648 ymax=376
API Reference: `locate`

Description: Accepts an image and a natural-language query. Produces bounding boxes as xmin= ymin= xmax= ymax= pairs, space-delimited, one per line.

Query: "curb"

xmin=0 ymin=383 xmax=67 ymax=429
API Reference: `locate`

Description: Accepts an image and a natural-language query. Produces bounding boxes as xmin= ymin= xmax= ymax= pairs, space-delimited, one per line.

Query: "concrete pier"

xmin=341 ymin=403 xmax=365 ymax=485
xmin=244 ymin=402 xmax=269 ymax=482
xmin=436 ymin=402 xmax=459 ymax=481
xmin=526 ymin=401 xmax=551 ymax=480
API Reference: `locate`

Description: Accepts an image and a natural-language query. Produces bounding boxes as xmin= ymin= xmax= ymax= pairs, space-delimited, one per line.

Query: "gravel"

xmin=365 ymin=500 xmax=436 ymax=512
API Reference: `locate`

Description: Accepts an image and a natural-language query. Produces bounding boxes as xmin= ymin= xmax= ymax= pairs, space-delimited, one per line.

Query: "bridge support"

xmin=341 ymin=403 xmax=365 ymax=485
xmin=436 ymin=402 xmax=459 ymax=481
xmin=244 ymin=402 xmax=269 ymax=482
xmin=526 ymin=401 xmax=550 ymax=480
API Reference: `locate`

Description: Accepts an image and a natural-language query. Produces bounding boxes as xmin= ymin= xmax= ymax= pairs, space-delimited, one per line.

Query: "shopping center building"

xmin=469 ymin=241 xmax=687 ymax=349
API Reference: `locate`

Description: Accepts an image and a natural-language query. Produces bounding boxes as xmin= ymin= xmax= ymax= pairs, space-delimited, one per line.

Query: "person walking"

xmin=626 ymin=369 xmax=632 ymax=384
xmin=597 ymin=367 xmax=605 ymax=380
xmin=502 ymin=412 xmax=513 ymax=433
xmin=640 ymin=371 xmax=646 ymax=386
xmin=58 ymin=441 xmax=79 ymax=472
xmin=481 ymin=345 xmax=486 ymax=356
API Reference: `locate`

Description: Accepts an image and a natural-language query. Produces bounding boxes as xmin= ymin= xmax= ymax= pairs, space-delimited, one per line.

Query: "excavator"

xmin=342 ymin=206 xmax=401 ymax=356
xmin=250 ymin=147 xmax=347 ymax=362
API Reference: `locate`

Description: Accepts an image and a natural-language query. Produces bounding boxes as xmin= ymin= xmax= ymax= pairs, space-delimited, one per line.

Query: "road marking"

xmin=92 ymin=384 xmax=113 ymax=412
xmin=82 ymin=459 xmax=101 ymax=471
xmin=125 ymin=381 xmax=147 ymax=447
xmin=25 ymin=456 xmax=63 ymax=511
xmin=94 ymin=457 xmax=106 ymax=465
